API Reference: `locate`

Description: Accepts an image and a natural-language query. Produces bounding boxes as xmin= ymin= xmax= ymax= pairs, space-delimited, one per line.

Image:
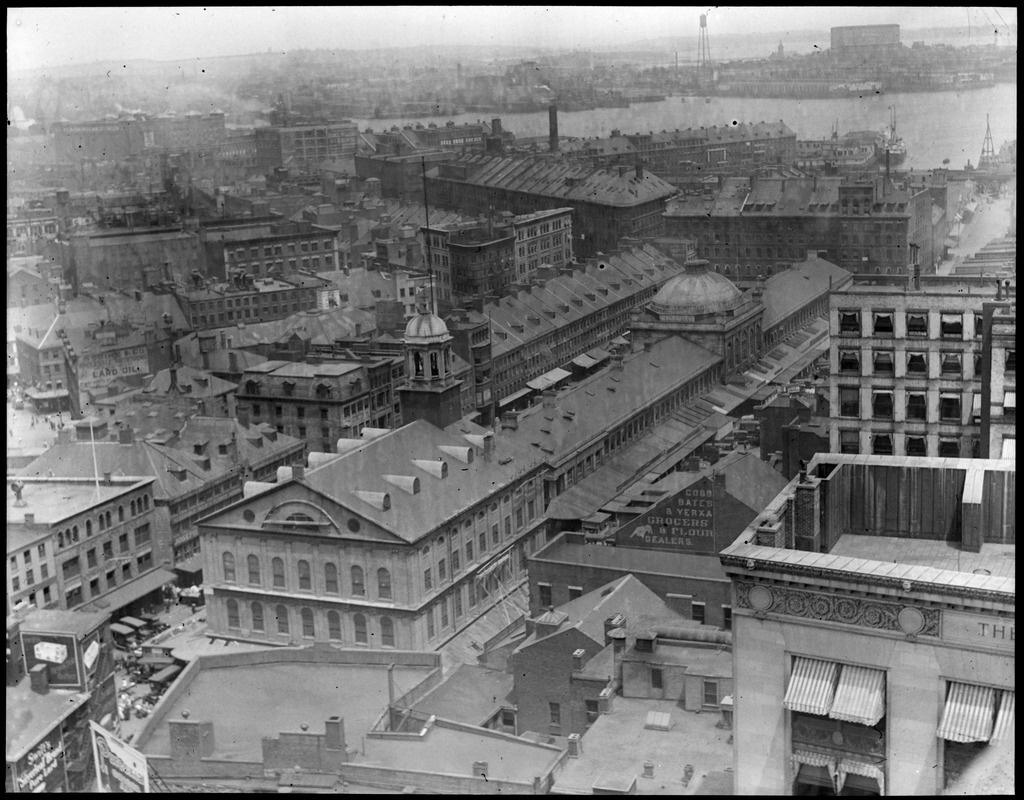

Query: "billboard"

xmin=615 ymin=477 xmax=717 ymax=554
xmin=90 ymin=722 xmax=150 ymax=793
xmin=14 ymin=726 xmax=66 ymax=793
xmin=21 ymin=631 xmax=82 ymax=689
xmin=78 ymin=345 xmax=150 ymax=392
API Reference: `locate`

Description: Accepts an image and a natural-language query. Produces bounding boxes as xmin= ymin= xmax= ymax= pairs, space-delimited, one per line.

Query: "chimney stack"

xmin=29 ymin=664 xmax=50 ymax=695
xmin=24 ymin=513 xmax=35 ymax=526
xmin=103 ymin=472 xmax=112 ymax=485
xmin=548 ymin=103 xmax=559 ymax=153
xmin=118 ymin=424 xmax=134 ymax=445
xmin=572 ymin=648 xmax=586 ymax=671
xmin=636 ymin=162 xmax=644 ymax=180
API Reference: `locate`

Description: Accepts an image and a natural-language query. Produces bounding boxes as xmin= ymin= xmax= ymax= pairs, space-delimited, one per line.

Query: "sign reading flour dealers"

xmin=616 ymin=477 xmax=716 ymax=553
xmin=78 ymin=344 xmax=150 ymax=392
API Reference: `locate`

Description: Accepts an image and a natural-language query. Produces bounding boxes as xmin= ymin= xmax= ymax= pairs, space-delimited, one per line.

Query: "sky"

xmin=7 ymin=6 xmax=1018 ymax=72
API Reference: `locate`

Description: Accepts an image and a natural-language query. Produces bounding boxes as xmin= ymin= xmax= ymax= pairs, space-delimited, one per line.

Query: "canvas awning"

xmin=1001 ymin=438 xmax=1015 ymax=459
xmin=829 ymin=665 xmax=886 ymax=726
xmin=937 ymin=682 xmax=995 ymax=743
xmin=836 ymin=759 xmax=885 ymax=796
xmin=82 ymin=568 xmax=177 ymax=614
xmin=499 ymin=387 xmax=533 ymax=407
xmin=784 ymin=657 xmax=838 ymax=716
xmin=1004 ymin=391 xmax=1016 ymax=409
xmin=991 ymin=691 xmax=1014 ymax=744
xmin=109 ymin=623 xmax=135 ymax=636
xmin=119 ymin=616 xmax=147 ymax=630
xmin=139 ymin=653 xmax=176 ymax=668
xmin=527 ymin=367 xmax=572 ymax=392
xmin=149 ymin=664 xmax=181 ymax=684
xmin=572 ymin=353 xmax=599 ymax=369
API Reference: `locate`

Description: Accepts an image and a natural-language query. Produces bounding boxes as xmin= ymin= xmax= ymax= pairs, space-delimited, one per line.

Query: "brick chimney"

xmin=325 ymin=716 xmax=346 ymax=751
xmin=548 ymin=104 xmax=559 ymax=153
xmin=29 ymin=663 xmax=50 ymax=694
xmin=118 ymin=424 xmax=134 ymax=445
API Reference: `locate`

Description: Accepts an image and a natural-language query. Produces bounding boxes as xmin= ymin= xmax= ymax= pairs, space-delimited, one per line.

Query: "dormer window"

xmin=245 ymin=380 xmax=261 ymax=395
xmin=316 ymin=383 xmax=332 ymax=399
xmin=282 ymin=380 xmax=296 ymax=396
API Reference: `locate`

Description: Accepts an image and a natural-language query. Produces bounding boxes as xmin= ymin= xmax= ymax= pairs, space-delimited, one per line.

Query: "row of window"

xmin=838 ymin=387 xmax=970 ymax=422
xmin=231 ymin=240 xmax=333 ymax=260
xmin=837 ymin=349 xmax=987 ymax=378
xmin=224 ymin=600 xmax=395 ymax=646
xmin=222 ymin=553 xmax=392 ymax=598
xmin=838 ymin=431 xmax=967 ymax=458
xmin=55 ymin=496 xmax=151 ymax=550
xmin=63 ymin=556 xmax=151 ymax=608
xmin=838 ymin=309 xmax=983 ymax=339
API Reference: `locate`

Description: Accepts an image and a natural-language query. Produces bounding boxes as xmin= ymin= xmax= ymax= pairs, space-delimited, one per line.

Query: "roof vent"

xmin=353 ymin=490 xmax=391 ymax=511
xmin=381 ymin=474 xmax=421 ymax=495
xmin=412 ymin=458 xmax=449 ymax=479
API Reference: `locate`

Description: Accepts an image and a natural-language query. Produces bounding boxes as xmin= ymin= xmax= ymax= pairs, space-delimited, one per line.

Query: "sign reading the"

xmin=943 ymin=611 xmax=1015 ymax=653
xmin=615 ymin=478 xmax=717 ymax=553
xmin=90 ymin=721 xmax=150 ymax=793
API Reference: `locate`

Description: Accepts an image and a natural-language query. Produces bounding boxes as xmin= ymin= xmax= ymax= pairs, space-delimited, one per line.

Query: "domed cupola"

xmin=649 ymin=259 xmax=743 ymax=318
xmin=403 ymin=286 xmax=454 ymax=383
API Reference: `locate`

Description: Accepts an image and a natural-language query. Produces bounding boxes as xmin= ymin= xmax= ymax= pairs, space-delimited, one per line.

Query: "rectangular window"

xmin=906 ymin=393 xmax=928 ymax=421
xmin=438 ymin=558 xmax=446 ymax=582
xmin=872 ymin=433 xmax=894 ymax=455
xmin=440 ymin=599 xmax=449 ymax=628
xmin=839 ymin=387 xmax=860 ymax=417
xmin=722 ymin=606 xmax=732 ymax=630
xmin=549 ymin=702 xmax=561 ymax=727
xmin=840 ymin=429 xmax=860 ymax=454
xmin=872 ymin=312 xmax=894 ymax=335
xmin=539 ymin=583 xmax=552 ymax=608
xmin=974 ymin=313 xmax=984 ymax=338
xmin=651 ymin=668 xmax=664 ymax=690
xmin=939 ymin=395 xmax=962 ymax=422
xmin=940 ymin=352 xmax=962 ymax=377
xmin=465 ymin=540 xmax=473 ymax=563
xmin=426 ymin=608 xmax=436 ymax=639
xmin=872 ymin=391 xmax=894 ymax=420
xmin=453 ymin=589 xmax=463 ymax=618
xmin=906 ymin=312 xmax=928 ymax=336
xmin=586 ymin=699 xmax=600 ymax=724
xmin=872 ymin=350 xmax=894 ymax=375
xmin=938 ymin=438 xmax=961 ymax=458
xmin=135 ymin=524 xmax=151 ymax=546
xmin=492 ymin=524 xmax=500 ymax=547
xmin=838 ymin=350 xmax=860 ymax=374
xmin=1007 ymin=350 xmax=1016 ymax=373
xmin=703 ymin=681 xmax=719 ymax=708
xmin=906 ymin=436 xmax=928 ymax=456
xmin=424 ymin=568 xmax=433 ymax=591
xmin=479 ymin=531 xmax=487 ymax=554
xmin=940 ymin=312 xmax=963 ymax=339
xmin=65 ymin=586 xmax=83 ymax=608
xmin=119 ymin=533 xmax=129 ymax=553
xmin=122 ymin=563 xmax=132 ymax=580
xmin=568 ymin=586 xmax=584 ymax=601
xmin=452 ymin=549 xmax=461 ymax=574
xmin=838 ymin=310 xmax=860 ymax=335
xmin=87 ymin=549 xmax=97 ymax=568
xmin=907 ymin=352 xmax=928 ymax=375
xmin=692 ymin=602 xmax=706 ymax=624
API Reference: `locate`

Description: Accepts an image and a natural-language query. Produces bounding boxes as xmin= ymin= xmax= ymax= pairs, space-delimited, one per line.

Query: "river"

xmin=354 ymin=84 xmax=1017 ymax=172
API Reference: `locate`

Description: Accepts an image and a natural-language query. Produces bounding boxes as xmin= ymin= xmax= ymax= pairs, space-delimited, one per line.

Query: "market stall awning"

xmin=784 ymin=657 xmax=838 ymax=717
xmin=119 ymin=616 xmax=147 ymax=630
xmin=139 ymin=653 xmax=176 ymax=668
xmin=499 ymin=387 xmax=533 ymax=408
xmin=937 ymin=682 xmax=995 ymax=743
xmin=829 ymin=665 xmax=886 ymax=727
xmin=527 ymin=366 xmax=572 ymax=392
xmin=81 ymin=568 xmax=177 ymax=614
xmin=109 ymin=623 xmax=135 ymax=636
xmin=571 ymin=353 xmax=598 ymax=369
xmin=149 ymin=664 xmax=181 ymax=684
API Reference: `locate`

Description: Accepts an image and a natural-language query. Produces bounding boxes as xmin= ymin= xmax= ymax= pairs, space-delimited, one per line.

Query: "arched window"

xmin=298 ymin=560 xmax=311 ymax=590
xmin=251 ymin=602 xmax=264 ymax=632
xmin=377 ymin=568 xmax=392 ymax=599
xmin=143 ymin=495 xmax=149 ymax=511
xmin=223 ymin=552 xmax=236 ymax=582
xmin=300 ymin=607 xmax=315 ymax=638
xmin=327 ymin=611 xmax=342 ymax=641
xmin=272 ymin=557 xmax=285 ymax=588
xmin=98 ymin=514 xmax=105 ymax=533
xmin=118 ymin=505 xmax=125 ymax=522
xmin=351 ymin=566 xmax=365 ymax=596
xmin=247 ymin=555 xmax=260 ymax=584
xmin=354 ymin=613 xmax=368 ymax=644
xmin=226 ymin=599 xmax=240 ymax=629
xmin=275 ymin=605 xmax=289 ymax=634
xmin=58 ymin=532 xmax=64 ymax=547
xmin=86 ymin=520 xmax=92 ymax=537
xmin=380 ymin=616 xmax=395 ymax=648
xmin=325 ymin=562 xmax=338 ymax=593
xmin=71 ymin=525 xmax=78 ymax=542
xmin=105 ymin=511 xmax=112 ymax=528
xmin=130 ymin=500 xmax=136 ymax=516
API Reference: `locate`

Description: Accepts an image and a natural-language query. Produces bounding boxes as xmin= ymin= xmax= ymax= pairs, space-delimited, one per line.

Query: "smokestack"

xmin=548 ymin=104 xmax=559 ymax=153
xmin=491 ymin=118 xmax=502 ymax=136
xmin=636 ymin=162 xmax=644 ymax=180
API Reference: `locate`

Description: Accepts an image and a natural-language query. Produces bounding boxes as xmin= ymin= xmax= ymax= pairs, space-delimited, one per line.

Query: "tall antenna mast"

xmin=421 ymin=158 xmax=436 ymax=314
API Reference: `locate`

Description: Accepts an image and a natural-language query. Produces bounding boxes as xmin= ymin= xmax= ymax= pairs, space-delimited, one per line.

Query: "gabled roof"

xmin=761 ymin=255 xmax=852 ymax=330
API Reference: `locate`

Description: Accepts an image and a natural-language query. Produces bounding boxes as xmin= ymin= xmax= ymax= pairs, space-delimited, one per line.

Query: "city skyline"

xmin=7 ymin=6 xmax=1018 ymax=72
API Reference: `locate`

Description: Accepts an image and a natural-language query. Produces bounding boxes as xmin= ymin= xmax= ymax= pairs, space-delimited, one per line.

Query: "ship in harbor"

xmin=882 ymin=106 xmax=907 ymax=165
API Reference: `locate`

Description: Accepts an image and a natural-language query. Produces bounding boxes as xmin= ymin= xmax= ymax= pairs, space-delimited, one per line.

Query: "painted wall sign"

xmin=78 ymin=346 xmax=150 ymax=391
xmin=90 ymin=721 xmax=150 ymax=793
xmin=616 ymin=477 xmax=717 ymax=553
xmin=15 ymin=728 xmax=65 ymax=793
xmin=21 ymin=632 xmax=81 ymax=688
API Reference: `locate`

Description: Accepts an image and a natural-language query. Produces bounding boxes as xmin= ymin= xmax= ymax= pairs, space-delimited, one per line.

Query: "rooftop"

xmin=6 ymin=678 xmax=90 ymax=760
xmin=408 ymin=663 xmax=513 ymax=726
xmin=135 ymin=652 xmax=437 ymax=762
xmin=7 ymin=476 xmax=152 ymax=535
xmin=12 ymin=607 xmax=109 ymax=638
xmin=829 ymin=535 xmax=1015 ymax=580
xmin=552 ymin=697 xmax=734 ymax=795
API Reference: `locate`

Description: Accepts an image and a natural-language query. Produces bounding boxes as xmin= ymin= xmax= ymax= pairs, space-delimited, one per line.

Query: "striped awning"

xmin=991 ymin=691 xmax=1015 ymax=744
xmin=784 ymin=657 xmax=838 ymax=716
xmin=937 ymin=682 xmax=995 ymax=743
xmin=1001 ymin=438 xmax=1016 ymax=460
xmin=792 ymin=749 xmax=836 ymax=769
xmin=1004 ymin=391 xmax=1016 ymax=409
xmin=837 ymin=758 xmax=885 ymax=796
xmin=829 ymin=665 xmax=886 ymax=726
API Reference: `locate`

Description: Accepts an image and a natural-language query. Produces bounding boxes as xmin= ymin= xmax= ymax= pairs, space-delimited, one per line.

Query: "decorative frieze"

xmin=736 ymin=581 xmax=940 ymax=637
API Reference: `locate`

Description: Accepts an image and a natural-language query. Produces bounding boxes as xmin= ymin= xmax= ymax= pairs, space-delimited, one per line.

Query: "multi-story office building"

xmin=235 ymin=357 xmax=401 ymax=453
xmin=206 ymin=218 xmax=339 ymax=280
xmin=255 ymin=121 xmax=359 ymax=176
xmin=18 ymin=416 xmax=305 ymax=568
xmin=7 ymin=476 xmax=163 ymax=615
xmin=427 ymin=155 xmax=678 ymax=258
xmin=720 ymin=453 xmax=1013 ymax=795
xmin=66 ymin=226 xmax=203 ymax=292
xmin=198 ymin=420 xmax=548 ymax=651
xmin=979 ymin=291 xmax=1016 ymax=459
xmin=664 ymin=175 xmax=939 ymax=276
xmin=176 ymin=275 xmax=326 ymax=330
xmin=827 ymin=275 xmax=1008 ymax=459
xmin=510 ymin=207 xmax=574 ymax=284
